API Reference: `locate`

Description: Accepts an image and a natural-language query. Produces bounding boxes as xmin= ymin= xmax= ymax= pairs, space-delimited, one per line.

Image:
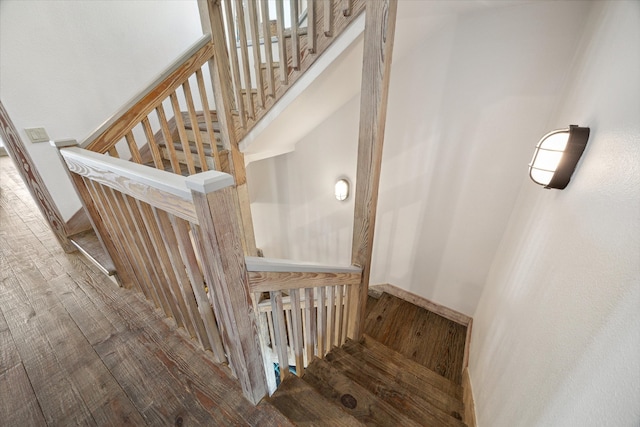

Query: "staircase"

xmin=267 ymin=292 xmax=468 ymax=426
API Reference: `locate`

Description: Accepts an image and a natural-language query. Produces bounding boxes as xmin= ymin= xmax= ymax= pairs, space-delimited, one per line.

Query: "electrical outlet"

xmin=25 ymin=127 xmax=50 ymax=143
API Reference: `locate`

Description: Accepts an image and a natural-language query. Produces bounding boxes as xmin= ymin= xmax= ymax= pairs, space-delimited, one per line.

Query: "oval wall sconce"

xmin=529 ymin=125 xmax=590 ymax=190
xmin=335 ymin=178 xmax=350 ymax=201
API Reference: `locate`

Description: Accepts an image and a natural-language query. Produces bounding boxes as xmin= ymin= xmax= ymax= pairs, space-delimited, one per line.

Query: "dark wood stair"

xmin=266 ymin=291 xmax=469 ymax=426
xmin=268 ymin=335 xmax=466 ymax=426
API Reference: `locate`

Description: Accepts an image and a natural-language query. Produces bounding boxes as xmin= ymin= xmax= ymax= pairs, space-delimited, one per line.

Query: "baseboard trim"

xmin=369 ymin=284 xmax=472 ymax=326
xmin=462 ymin=367 xmax=478 ymax=427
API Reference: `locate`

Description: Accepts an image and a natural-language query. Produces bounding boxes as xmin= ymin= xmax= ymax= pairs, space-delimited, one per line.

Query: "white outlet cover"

xmin=25 ymin=127 xmax=50 ymax=143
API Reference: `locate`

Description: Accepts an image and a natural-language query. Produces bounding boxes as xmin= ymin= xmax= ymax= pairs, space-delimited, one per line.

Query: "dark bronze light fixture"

xmin=529 ymin=125 xmax=590 ymax=189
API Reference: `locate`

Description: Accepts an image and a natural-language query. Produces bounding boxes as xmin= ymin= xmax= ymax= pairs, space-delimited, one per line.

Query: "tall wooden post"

xmin=186 ymin=171 xmax=267 ymax=405
xmin=0 ymin=101 xmax=75 ymax=252
xmin=199 ymin=0 xmax=259 ymax=257
xmin=348 ymin=0 xmax=398 ymax=339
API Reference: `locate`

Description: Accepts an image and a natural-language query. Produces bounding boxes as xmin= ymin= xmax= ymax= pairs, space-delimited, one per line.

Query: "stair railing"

xmin=211 ymin=0 xmax=366 ymax=141
xmin=53 ymin=140 xmax=269 ymax=404
xmin=246 ymin=257 xmax=362 ymax=392
xmin=81 ymin=34 xmax=222 ymax=176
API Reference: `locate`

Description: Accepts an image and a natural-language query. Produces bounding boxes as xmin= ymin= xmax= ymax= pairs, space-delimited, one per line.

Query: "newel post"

xmin=349 ymin=0 xmax=398 ymax=340
xmin=186 ymin=172 xmax=267 ymax=405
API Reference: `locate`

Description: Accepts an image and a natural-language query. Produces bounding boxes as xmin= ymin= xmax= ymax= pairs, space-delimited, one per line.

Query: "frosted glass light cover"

xmin=529 ymin=129 xmax=570 ymax=186
xmin=335 ymin=179 xmax=349 ymax=201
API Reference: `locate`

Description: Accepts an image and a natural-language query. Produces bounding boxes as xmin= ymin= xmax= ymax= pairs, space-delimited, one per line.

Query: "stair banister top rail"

xmin=79 ymin=34 xmax=213 ymax=153
xmin=55 ymin=139 xmax=233 ymax=223
xmin=246 ymin=256 xmax=362 ymax=293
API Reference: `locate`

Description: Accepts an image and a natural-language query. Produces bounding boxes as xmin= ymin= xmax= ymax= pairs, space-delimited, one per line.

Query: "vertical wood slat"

xmin=222 ymin=0 xmax=247 ymax=127
xmin=260 ymin=0 xmax=276 ymax=96
xmin=289 ymin=0 xmax=300 ymax=69
xmin=153 ymin=208 xmax=215 ymax=356
xmin=275 ymin=0 xmax=288 ymax=84
xmin=107 ymin=147 xmax=120 ymax=158
xmin=124 ymin=131 xmax=143 ymax=164
xmin=253 ymin=293 xmax=278 ymax=394
xmin=235 ymin=0 xmax=255 ymax=119
xmin=317 ymin=285 xmax=326 ymax=357
xmin=326 ymin=285 xmax=335 ymax=352
xmin=107 ymin=188 xmax=172 ymax=315
xmin=90 ymin=181 xmax=153 ymax=301
xmin=172 ymin=215 xmax=228 ymax=360
xmin=188 ymin=182 xmax=268 ymax=405
xmin=303 ymin=287 xmax=315 ymax=364
xmin=349 ymin=0 xmax=398 ymax=340
xmin=270 ymin=291 xmax=290 ymax=381
xmin=182 ymin=80 xmax=209 ymax=172
xmin=341 ymin=0 xmax=352 ymax=16
xmin=247 ymin=0 xmax=265 ymax=108
xmin=195 ymin=70 xmax=222 ymax=171
xmin=75 ymin=175 xmax=134 ymax=289
xmin=170 ymin=92 xmax=197 ymax=175
xmin=341 ymin=282 xmax=350 ymax=344
xmin=156 ymin=104 xmax=182 ymax=174
xmin=323 ymin=0 xmax=333 ymax=37
xmin=307 ymin=0 xmax=316 ymax=53
xmin=141 ymin=117 xmax=164 ymax=169
xmin=119 ymin=194 xmax=183 ymax=326
xmin=335 ymin=284 xmax=345 ymax=346
xmin=134 ymin=199 xmax=197 ymax=337
xmin=290 ymin=288 xmax=304 ymax=376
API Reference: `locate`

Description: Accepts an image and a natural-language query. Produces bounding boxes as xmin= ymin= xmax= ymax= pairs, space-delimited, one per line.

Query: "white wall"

xmin=248 ymin=1 xmax=593 ymax=316
xmin=0 ymin=0 xmax=201 ymax=219
xmin=470 ymin=1 xmax=640 ymax=425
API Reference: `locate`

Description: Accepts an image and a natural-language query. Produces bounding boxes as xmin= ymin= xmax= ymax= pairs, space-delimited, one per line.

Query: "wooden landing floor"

xmin=0 ymin=156 xmax=291 ymax=426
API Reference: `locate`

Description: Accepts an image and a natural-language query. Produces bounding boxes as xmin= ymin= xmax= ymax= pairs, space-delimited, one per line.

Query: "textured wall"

xmin=470 ymin=1 xmax=640 ymax=425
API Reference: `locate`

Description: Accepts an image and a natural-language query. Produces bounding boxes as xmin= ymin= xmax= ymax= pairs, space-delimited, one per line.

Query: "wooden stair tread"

xmin=325 ymin=346 xmax=465 ymax=426
xmin=69 ymin=230 xmax=116 ymax=276
xmin=266 ymin=375 xmax=364 ymax=426
xmin=364 ymin=292 xmax=467 ymax=385
xmin=303 ymin=357 xmax=422 ymax=427
xmin=344 ymin=335 xmax=463 ymax=400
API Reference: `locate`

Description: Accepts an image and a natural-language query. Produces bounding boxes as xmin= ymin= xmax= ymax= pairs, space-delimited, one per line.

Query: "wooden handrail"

xmin=80 ymin=34 xmax=212 ymax=151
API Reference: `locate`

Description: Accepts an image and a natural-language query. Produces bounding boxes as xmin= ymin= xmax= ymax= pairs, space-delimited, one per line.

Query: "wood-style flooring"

xmin=0 ymin=156 xmax=292 ymax=426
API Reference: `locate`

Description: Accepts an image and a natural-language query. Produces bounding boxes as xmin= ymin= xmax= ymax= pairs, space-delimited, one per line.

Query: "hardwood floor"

xmin=0 ymin=157 xmax=292 ymax=426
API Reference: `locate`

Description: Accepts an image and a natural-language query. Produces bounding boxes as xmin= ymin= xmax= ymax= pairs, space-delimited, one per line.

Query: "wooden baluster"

xmin=125 ymin=194 xmax=185 ymax=326
xmin=187 ymin=173 xmax=268 ymax=404
xmin=182 ymin=79 xmax=209 ymax=171
xmin=78 ymin=176 xmax=136 ymax=290
xmin=285 ymin=307 xmax=294 ymax=362
xmin=341 ymin=283 xmax=349 ymax=344
xmin=307 ymin=0 xmax=316 ymax=53
xmin=260 ymin=0 xmax=276 ymax=97
xmin=95 ymin=183 xmax=158 ymax=305
xmin=341 ymin=0 xmax=352 ymax=16
xmin=169 ymin=92 xmax=197 ymax=175
xmin=195 ymin=69 xmax=222 ymax=171
xmin=290 ymin=0 xmax=300 ymax=69
xmin=326 ymin=285 xmax=335 ymax=351
xmin=172 ymin=215 xmax=228 ymax=360
xmin=155 ymin=104 xmax=182 ymax=174
xmin=124 ymin=131 xmax=143 ymax=164
xmin=270 ymin=290 xmax=290 ymax=381
xmin=323 ymin=0 xmax=333 ymax=37
xmin=275 ymin=0 xmax=288 ymax=84
xmin=141 ymin=117 xmax=164 ymax=170
xmin=153 ymin=208 xmax=220 ymax=363
xmin=108 ymin=147 xmax=120 ymax=158
xmin=253 ymin=292 xmax=278 ymax=393
xmin=134 ymin=198 xmax=197 ymax=337
xmin=335 ymin=284 xmax=344 ymax=346
xmin=266 ymin=309 xmax=276 ymax=349
xmin=222 ymin=0 xmax=247 ymax=127
xmin=235 ymin=0 xmax=255 ymax=119
xmin=290 ymin=288 xmax=304 ymax=375
xmin=304 ymin=287 xmax=316 ymax=363
xmin=317 ymin=285 xmax=326 ymax=357
xmin=247 ymin=0 xmax=265 ymax=108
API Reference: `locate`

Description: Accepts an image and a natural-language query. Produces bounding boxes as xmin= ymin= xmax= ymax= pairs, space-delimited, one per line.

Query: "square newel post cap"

xmin=185 ymin=170 xmax=235 ymax=194
xmin=51 ymin=139 xmax=79 ymax=148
